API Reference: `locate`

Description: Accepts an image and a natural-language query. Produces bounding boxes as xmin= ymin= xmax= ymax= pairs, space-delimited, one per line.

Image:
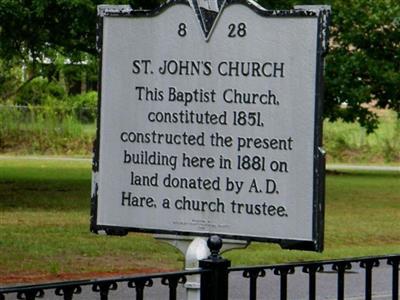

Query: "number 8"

xmin=237 ymin=23 xmax=246 ymax=37
xmin=178 ymin=23 xmax=187 ymax=37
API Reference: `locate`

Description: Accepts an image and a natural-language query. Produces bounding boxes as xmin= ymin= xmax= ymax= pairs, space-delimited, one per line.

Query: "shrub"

xmin=324 ymin=111 xmax=400 ymax=163
xmin=70 ymin=91 xmax=98 ymax=123
xmin=0 ymin=59 xmax=22 ymax=101
xmin=15 ymin=77 xmax=66 ymax=105
xmin=0 ymin=104 xmax=94 ymax=155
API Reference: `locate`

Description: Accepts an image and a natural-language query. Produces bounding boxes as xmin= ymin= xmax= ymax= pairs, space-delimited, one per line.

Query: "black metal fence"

xmin=1 ymin=236 xmax=399 ymax=300
xmin=0 ymin=269 xmax=202 ymax=300
xmin=230 ymin=255 xmax=399 ymax=300
xmin=1 ymin=253 xmax=398 ymax=300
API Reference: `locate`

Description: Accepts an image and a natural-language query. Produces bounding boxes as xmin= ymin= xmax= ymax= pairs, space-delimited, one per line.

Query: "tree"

xmin=324 ymin=0 xmax=399 ymax=132
xmin=0 ymin=0 xmax=159 ymax=63
xmin=0 ymin=0 xmax=158 ymax=99
xmin=0 ymin=58 xmax=23 ymax=101
xmin=0 ymin=0 xmax=398 ymax=131
xmin=0 ymin=0 xmax=98 ymax=98
xmin=257 ymin=0 xmax=399 ymax=132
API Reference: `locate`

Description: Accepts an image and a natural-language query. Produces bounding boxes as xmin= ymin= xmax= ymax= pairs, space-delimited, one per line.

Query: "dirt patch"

xmin=0 ymin=267 xmax=177 ymax=285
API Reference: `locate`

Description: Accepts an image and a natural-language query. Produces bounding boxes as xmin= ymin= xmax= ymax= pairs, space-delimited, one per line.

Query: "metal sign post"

xmin=155 ymin=234 xmax=248 ymax=300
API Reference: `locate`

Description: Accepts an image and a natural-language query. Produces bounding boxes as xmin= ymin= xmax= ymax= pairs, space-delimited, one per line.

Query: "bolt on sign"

xmin=91 ymin=0 xmax=330 ymax=251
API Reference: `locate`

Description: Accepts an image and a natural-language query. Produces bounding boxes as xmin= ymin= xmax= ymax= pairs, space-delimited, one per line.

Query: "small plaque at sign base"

xmin=91 ymin=0 xmax=330 ymax=252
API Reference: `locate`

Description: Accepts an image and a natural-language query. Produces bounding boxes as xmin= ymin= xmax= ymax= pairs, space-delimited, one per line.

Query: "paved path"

xmin=0 ymin=155 xmax=91 ymax=162
xmin=1 ymin=155 xmax=399 ymax=172
xmin=327 ymin=164 xmax=400 ymax=172
xmin=2 ymin=264 xmax=396 ymax=299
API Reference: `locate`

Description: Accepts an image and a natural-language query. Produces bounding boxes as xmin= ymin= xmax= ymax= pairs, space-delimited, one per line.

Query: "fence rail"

xmin=0 ymin=270 xmax=208 ymax=300
xmin=1 ymin=253 xmax=398 ymax=300
xmin=230 ymin=255 xmax=399 ymax=300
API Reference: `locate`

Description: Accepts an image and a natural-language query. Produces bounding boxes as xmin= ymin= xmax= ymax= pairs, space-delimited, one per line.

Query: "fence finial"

xmin=207 ymin=235 xmax=223 ymax=259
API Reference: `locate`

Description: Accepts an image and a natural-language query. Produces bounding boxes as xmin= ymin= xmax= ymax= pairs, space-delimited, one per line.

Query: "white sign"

xmin=92 ymin=1 xmax=328 ymax=251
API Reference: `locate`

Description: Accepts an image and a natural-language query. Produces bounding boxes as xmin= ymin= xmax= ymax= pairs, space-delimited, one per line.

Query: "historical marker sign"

xmin=91 ymin=0 xmax=329 ymax=251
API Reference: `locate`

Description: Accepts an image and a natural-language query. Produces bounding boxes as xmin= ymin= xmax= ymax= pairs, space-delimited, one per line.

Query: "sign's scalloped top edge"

xmin=97 ymin=0 xmax=327 ymax=19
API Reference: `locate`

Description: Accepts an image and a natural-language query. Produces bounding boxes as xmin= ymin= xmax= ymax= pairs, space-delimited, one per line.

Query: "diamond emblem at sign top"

xmin=189 ymin=0 xmax=227 ymax=40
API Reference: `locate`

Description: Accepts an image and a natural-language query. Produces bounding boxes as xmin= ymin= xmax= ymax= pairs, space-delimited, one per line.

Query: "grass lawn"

xmin=324 ymin=110 xmax=400 ymax=164
xmin=0 ymin=157 xmax=399 ymax=284
xmin=1 ymin=106 xmax=399 ymax=164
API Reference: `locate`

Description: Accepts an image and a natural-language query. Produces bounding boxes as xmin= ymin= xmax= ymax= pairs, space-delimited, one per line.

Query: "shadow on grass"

xmin=0 ymin=179 xmax=90 ymax=210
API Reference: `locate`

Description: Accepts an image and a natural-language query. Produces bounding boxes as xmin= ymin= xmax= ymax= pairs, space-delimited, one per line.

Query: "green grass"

xmin=1 ymin=105 xmax=400 ymax=164
xmin=0 ymin=157 xmax=399 ymax=283
xmin=0 ymin=158 xmax=183 ymax=283
xmin=226 ymin=170 xmax=400 ymax=264
xmin=0 ymin=106 xmax=95 ymax=155
xmin=324 ymin=110 xmax=400 ymax=164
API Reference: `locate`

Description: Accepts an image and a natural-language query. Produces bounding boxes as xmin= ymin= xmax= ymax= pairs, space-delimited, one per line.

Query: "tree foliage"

xmin=257 ymin=0 xmax=399 ymax=132
xmin=0 ymin=58 xmax=22 ymax=100
xmin=0 ymin=0 xmax=129 ymax=98
xmin=325 ymin=0 xmax=399 ymax=132
xmin=0 ymin=0 xmax=399 ymax=131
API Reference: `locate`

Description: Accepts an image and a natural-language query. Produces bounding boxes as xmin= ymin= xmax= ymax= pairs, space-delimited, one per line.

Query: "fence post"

xmin=199 ymin=235 xmax=231 ymax=300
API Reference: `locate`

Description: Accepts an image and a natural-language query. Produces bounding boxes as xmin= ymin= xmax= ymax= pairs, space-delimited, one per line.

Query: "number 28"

xmin=228 ymin=23 xmax=247 ymax=37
